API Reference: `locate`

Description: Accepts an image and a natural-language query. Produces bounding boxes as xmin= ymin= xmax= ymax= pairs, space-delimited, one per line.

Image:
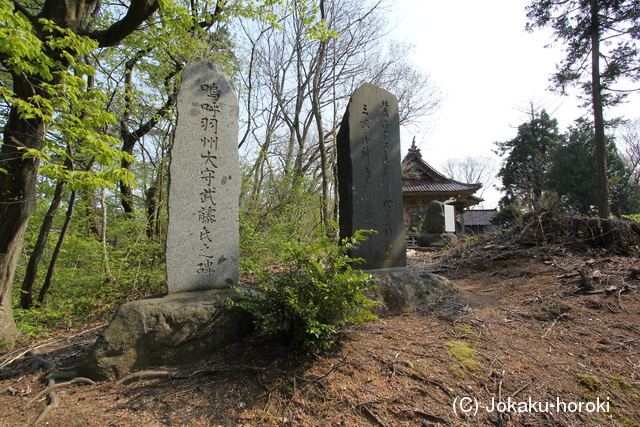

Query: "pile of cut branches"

xmin=515 ymin=212 xmax=640 ymax=254
xmin=435 ymin=212 xmax=640 ymax=276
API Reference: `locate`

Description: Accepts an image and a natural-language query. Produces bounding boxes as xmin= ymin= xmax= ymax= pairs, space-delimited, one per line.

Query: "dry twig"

xmin=617 ymin=287 xmax=630 ymax=314
xmin=295 ymin=352 xmax=351 ymax=384
xmin=359 ymin=404 xmax=391 ymax=427
xmin=511 ymin=379 xmax=534 ymax=398
xmin=542 ymin=313 xmax=568 ymax=338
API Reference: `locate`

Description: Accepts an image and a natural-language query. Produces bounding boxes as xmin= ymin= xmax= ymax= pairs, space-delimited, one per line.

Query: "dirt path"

xmin=1 ymin=248 xmax=639 ymax=426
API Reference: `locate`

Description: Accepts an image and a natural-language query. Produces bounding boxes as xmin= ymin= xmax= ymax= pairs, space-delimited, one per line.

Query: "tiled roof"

xmin=400 ymin=139 xmax=483 ymax=209
xmin=402 ymin=152 xmax=449 ymax=181
xmin=402 ymin=179 xmax=481 ymax=194
xmin=463 ymin=209 xmax=498 ymax=225
xmin=401 ymin=140 xmax=482 ymax=195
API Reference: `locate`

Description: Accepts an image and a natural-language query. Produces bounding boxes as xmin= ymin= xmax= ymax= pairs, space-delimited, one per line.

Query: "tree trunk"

xmin=101 ymin=187 xmax=115 ymax=282
xmin=591 ymin=0 xmax=610 ymax=218
xmin=118 ymin=51 xmax=145 ymax=218
xmin=81 ymin=189 xmax=102 ymax=238
xmin=0 ymin=78 xmax=47 ymax=341
xmin=145 ymin=186 xmax=160 ymax=239
xmin=119 ymin=53 xmax=181 ymax=219
xmin=38 ymin=190 xmax=77 ymax=305
xmin=20 ymin=178 xmax=67 ymax=309
xmin=119 ymin=132 xmax=137 ymax=218
xmin=311 ymin=34 xmax=330 ymax=227
xmin=0 ymin=0 xmax=159 ymax=342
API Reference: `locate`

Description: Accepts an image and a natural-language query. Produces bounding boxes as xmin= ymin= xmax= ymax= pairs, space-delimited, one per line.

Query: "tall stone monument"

xmin=337 ymin=83 xmax=406 ymax=269
xmin=166 ymin=62 xmax=240 ymax=293
xmin=79 ymin=63 xmax=253 ymax=381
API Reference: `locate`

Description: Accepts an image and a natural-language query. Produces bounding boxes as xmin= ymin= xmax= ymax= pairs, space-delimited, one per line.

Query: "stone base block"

xmin=416 ymin=233 xmax=459 ymax=248
xmin=366 ymin=268 xmax=456 ymax=317
xmin=78 ymin=289 xmax=254 ymax=381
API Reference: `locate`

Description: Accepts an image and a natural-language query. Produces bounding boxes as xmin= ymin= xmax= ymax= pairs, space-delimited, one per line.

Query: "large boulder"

xmin=366 ymin=268 xmax=456 ymax=317
xmin=416 ymin=233 xmax=459 ymax=248
xmin=78 ymin=289 xmax=254 ymax=381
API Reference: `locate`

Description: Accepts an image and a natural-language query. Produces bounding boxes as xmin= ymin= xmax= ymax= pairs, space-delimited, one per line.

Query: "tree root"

xmin=32 ymin=379 xmax=58 ymax=425
xmin=20 ymin=350 xmax=97 ymax=426
xmin=114 ymin=366 xmax=289 ymax=387
xmin=0 ymin=323 xmax=107 ymax=371
xmin=25 ymin=377 xmax=97 ymax=407
xmin=114 ymin=370 xmax=174 ymax=386
xmin=31 ymin=354 xmax=56 ymax=372
xmin=114 ymin=358 xmax=351 ymax=388
xmin=358 ymin=404 xmax=391 ymax=427
xmin=617 ymin=287 xmax=630 ymax=314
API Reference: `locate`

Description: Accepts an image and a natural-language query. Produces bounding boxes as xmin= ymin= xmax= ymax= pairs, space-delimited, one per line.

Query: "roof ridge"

xmin=402 ymin=142 xmax=481 ymax=188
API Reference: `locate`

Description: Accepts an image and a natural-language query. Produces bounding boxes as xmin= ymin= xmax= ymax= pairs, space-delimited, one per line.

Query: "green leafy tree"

xmin=240 ymin=170 xmax=323 ymax=268
xmin=1 ymin=0 xmax=153 ymax=339
xmin=105 ymin=2 xmax=238 ymax=218
xmin=0 ymin=0 xmax=329 ymax=341
xmin=526 ymin=0 xmax=640 ymax=218
xmin=546 ymin=120 xmax=640 ymax=216
xmin=494 ymin=110 xmax=564 ymax=213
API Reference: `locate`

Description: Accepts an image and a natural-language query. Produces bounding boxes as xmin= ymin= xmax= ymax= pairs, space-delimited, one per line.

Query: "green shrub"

xmin=232 ymin=230 xmax=380 ymax=352
xmin=623 ymin=214 xmax=640 ymax=223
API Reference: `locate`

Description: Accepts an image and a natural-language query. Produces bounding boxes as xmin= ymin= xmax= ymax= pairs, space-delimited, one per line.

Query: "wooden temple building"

xmin=402 ymin=140 xmax=483 ymax=235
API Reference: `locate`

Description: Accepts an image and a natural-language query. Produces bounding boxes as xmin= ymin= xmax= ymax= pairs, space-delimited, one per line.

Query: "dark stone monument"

xmin=425 ymin=200 xmax=445 ymax=234
xmin=337 ymin=83 xmax=406 ymax=269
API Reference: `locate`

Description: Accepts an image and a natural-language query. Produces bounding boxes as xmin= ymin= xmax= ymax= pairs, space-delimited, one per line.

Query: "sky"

xmin=389 ymin=0 xmax=640 ymax=209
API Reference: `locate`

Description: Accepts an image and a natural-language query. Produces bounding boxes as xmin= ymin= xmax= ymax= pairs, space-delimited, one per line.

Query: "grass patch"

xmin=447 ymin=340 xmax=483 ymax=373
xmin=452 ymin=323 xmax=477 ymax=338
xmin=13 ymin=221 xmax=166 ymax=338
xmin=609 ymin=377 xmax=636 ymax=394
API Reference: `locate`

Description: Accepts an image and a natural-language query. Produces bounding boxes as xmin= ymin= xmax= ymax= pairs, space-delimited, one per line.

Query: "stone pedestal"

xmin=366 ymin=268 xmax=456 ymax=317
xmin=416 ymin=233 xmax=459 ymax=249
xmin=78 ymin=290 xmax=253 ymax=381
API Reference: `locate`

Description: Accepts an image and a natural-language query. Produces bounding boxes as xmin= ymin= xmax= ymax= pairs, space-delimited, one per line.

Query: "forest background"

xmin=1 ymin=0 xmax=640 ymax=343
